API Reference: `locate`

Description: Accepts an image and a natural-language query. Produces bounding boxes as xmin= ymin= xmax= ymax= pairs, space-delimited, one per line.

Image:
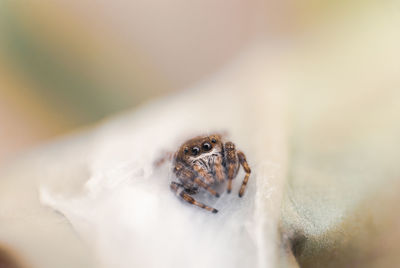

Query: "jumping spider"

xmin=160 ymin=134 xmax=251 ymax=213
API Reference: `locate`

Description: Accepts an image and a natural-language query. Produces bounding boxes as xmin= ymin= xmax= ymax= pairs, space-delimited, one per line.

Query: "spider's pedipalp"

xmin=170 ymin=182 xmax=218 ymax=213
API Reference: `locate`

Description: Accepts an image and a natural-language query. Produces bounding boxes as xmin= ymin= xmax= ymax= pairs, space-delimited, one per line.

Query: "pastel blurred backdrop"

xmin=0 ymin=0 xmax=256 ymax=163
xmin=1 ymin=0 xmax=386 ymax=164
xmin=1 ymin=1 xmax=400 ymax=268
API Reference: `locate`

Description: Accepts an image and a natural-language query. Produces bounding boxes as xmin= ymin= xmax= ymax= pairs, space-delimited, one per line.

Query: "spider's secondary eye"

xmin=211 ymin=138 xmax=217 ymax=143
xmin=184 ymin=148 xmax=189 ymax=154
xmin=202 ymin=142 xmax=212 ymax=151
xmin=192 ymin=147 xmax=200 ymax=155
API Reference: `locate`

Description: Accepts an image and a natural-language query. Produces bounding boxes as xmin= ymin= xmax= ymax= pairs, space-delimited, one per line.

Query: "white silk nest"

xmin=40 ymin=49 xmax=288 ymax=268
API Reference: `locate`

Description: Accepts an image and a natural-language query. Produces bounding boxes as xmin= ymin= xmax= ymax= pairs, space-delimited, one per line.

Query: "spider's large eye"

xmin=202 ymin=142 xmax=212 ymax=151
xmin=191 ymin=147 xmax=200 ymax=155
xmin=211 ymin=138 xmax=217 ymax=143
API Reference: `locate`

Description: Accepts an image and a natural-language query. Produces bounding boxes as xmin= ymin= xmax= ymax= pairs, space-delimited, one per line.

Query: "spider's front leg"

xmin=224 ymin=142 xmax=251 ymax=196
xmin=237 ymin=151 xmax=251 ymax=197
xmin=170 ymin=182 xmax=218 ymax=213
xmin=174 ymin=163 xmax=220 ymax=198
xmin=192 ymin=163 xmax=216 ymax=185
xmin=224 ymin=141 xmax=239 ymax=193
xmin=213 ymin=155 xmax=226 ymax=183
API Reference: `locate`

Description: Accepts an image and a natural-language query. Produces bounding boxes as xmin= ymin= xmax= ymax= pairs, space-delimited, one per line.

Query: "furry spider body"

xmin=169 ymin=134 xmax=251 ymax=213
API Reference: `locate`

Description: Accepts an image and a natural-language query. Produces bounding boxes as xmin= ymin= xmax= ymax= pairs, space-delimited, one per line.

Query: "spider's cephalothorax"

xmin=167 ymin=134 xmax=251 ymax=213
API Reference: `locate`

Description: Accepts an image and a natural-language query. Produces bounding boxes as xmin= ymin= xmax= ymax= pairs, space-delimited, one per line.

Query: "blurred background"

xmin=2 ymin=0 xmax=391 ymax=165
xmin=0 ymin=0 xmax=258 ymax=164
xmin=1 ymin=1 xmax=400 ymax=268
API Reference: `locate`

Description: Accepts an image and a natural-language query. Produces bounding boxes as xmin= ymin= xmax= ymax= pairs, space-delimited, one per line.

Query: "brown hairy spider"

xmin=160 ymin=134 xmax=251 ymax=213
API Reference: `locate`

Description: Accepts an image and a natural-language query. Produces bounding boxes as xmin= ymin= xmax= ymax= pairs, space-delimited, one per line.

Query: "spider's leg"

xmin=170 ymin=182 xmax=218 ymax=213
xmin=175 ymin=163 xmax=219 ymax=198
xmin=214 ymin=155 xmax=225 ymax=183
xmin=193 ymin=177 xmax=220 ymax=198
xmin=226 ymin=163 xmax=236 ymax=193
xmin=237 ymin=151 xmax=251 ymax=197
xmin=154 ymin=151 xmax=175 ymax=167
xmin=224 ymin=141 xmax=239 ymax=194
xmin=193 ymin=163 xmax=216 ymax=185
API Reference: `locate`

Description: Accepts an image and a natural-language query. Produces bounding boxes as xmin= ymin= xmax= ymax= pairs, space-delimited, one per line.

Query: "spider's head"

xmin=178 ymin=134 xmax=223 ymax=163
